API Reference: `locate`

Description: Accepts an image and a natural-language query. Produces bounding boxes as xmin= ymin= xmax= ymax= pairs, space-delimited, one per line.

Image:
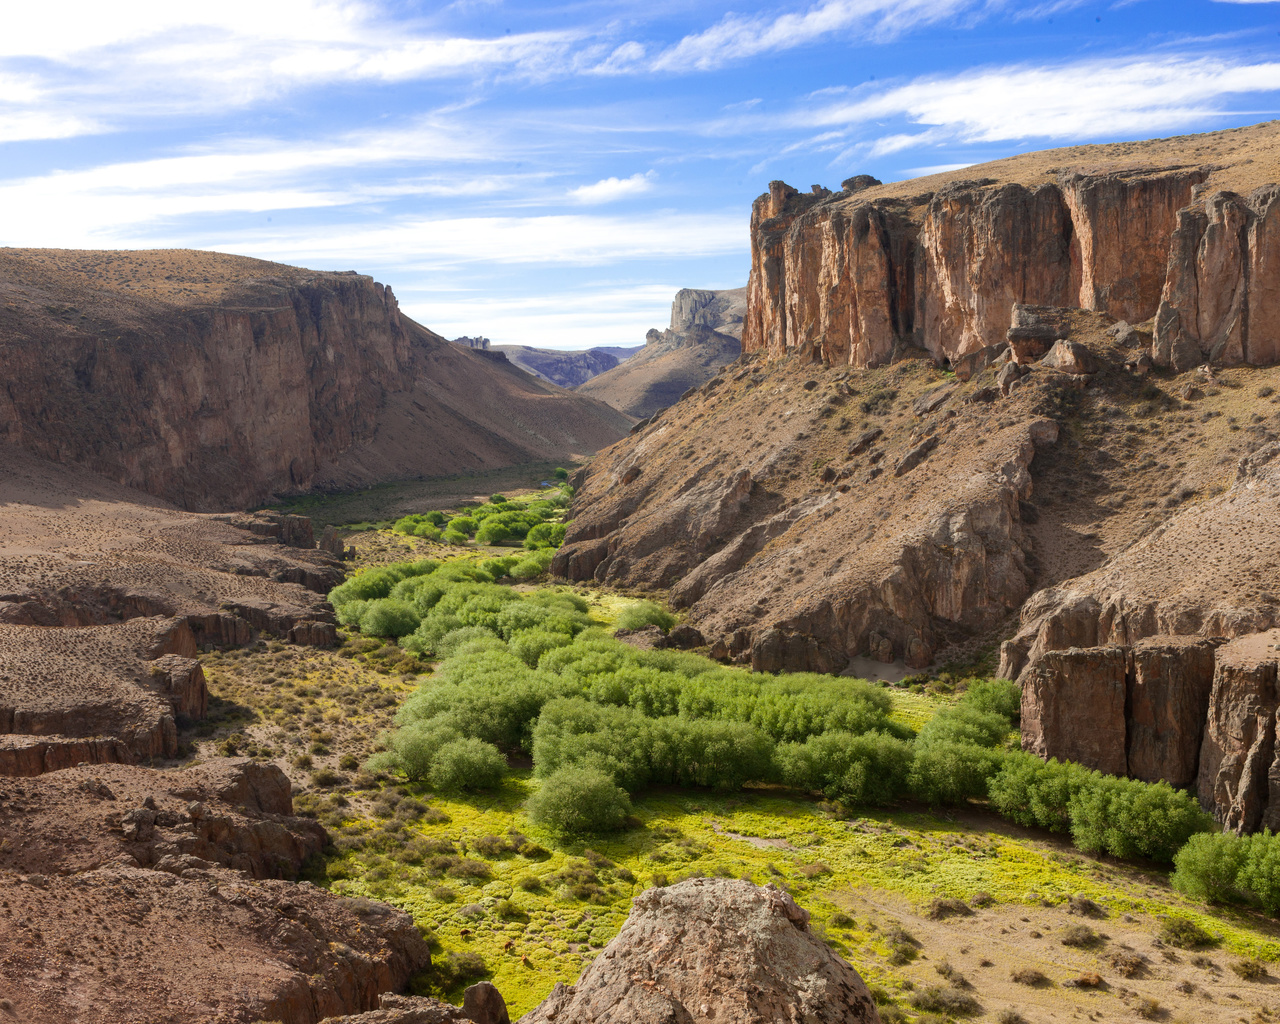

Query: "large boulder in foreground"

xmin=520 ymin=878 xmax=881 ymax=1024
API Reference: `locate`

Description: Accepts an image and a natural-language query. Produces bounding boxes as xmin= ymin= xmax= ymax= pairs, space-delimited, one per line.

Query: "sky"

xmin=3 ymin=1 xmax=1280 ymax=350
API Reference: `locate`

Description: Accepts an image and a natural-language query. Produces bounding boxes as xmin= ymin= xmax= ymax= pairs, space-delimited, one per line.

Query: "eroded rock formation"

xmin=0 ymin=759 xmax=431 ymax=1024
xmin=578 ymin=287 xmax=745 ymax=419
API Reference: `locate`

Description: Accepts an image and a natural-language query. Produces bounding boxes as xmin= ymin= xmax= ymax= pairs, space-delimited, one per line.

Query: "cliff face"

xmin=0 ymin=250 xmax=629 ymax=511
xmin=743 ymin=168 xmax=1209 ymax=368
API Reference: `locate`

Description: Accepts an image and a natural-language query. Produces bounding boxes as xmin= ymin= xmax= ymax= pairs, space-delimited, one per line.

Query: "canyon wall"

xmin=0 ymin=253 xmax=630 ymax=511
xmin=0 ymin=271 xmax=409 ymax=510
xmin=740 ymin=167 xmax=1257 ymax=370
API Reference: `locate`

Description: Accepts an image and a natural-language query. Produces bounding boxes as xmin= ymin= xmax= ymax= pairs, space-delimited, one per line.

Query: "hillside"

xmin=577 ymin=287 xmax=746 ymax=418
xmin=0 ymin=248 xmax=631 ymax=511
xmin=557 ymin=121 xmax=1280 ymax=823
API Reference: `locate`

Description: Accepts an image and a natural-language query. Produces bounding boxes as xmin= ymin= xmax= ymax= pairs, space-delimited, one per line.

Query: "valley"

xmin=7 ymin=120 xmax=1280 ymax=1024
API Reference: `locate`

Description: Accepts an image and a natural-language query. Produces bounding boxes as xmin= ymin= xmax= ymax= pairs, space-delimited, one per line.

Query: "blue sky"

xmin=3 ymin=1 xmax=1280 ymax=349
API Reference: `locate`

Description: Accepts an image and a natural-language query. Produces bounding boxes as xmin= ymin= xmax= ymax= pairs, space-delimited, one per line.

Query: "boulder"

xmin=1040 ymin=339 xmax=1098 ymax=375
xmin=520 ymin=878 xmax=881 ymax=1024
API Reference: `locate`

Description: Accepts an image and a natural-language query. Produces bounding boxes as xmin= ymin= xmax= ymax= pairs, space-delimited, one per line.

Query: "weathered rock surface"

xmin=0 ymin=758 xmax=431 ymax=1024
xmin=1154 ymin=185 xmax=1280 ymax=370
xmin=1020 ymin=637 xmax=1219 ymax=788
xmin=0 ymin=760 xmax=324 ymax=877
xmin=519 ymin=878 xmax=880 ymax=1024
xmin=0 ymin=249 xmax=629 ymax=511
xmin=320 ymin=985 xmax=509 ymax=1024
xmin=0 ymin=867 xmax=430 ymax=1024
xmin=741 ymin=125 xmax=1280 ymax=374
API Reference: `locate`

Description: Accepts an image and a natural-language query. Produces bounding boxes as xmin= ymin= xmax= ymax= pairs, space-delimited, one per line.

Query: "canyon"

xmin=559 ymin=122 xmax=1280 ymax=825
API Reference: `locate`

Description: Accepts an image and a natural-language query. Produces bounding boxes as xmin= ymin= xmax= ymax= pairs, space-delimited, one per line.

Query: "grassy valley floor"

xmin=182 ymin=521 xmax=1280 ymax=1024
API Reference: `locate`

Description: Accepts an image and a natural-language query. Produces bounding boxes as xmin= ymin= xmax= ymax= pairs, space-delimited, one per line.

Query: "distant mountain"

xmin=575 ymin=288 xmax=745 ymax=419
xmin=494 ymin=345 xmax=641 ymax=388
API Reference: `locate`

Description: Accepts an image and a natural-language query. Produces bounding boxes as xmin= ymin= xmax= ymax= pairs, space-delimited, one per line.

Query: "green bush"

xmin=525 ymin=522 xmax=567 ymax=549
xmin=960 ymin=678 xmax=1022 ymax=721
xmin=1173 ymin=830 xmax=1280 ymax=913
xmin=476 ymin=522 xmax=512 ymax=545
xmin=525 ymin=766 xmax=633 ymax=834
xmin=989 ymin=752 xmax=1212 ymax=863
xmin=428 ymin=738 xmax=507 ymax=793
xmin=554 ymin=467 xmax=569 ymax=480
xmin=615 ymin=601 xmax=676 ymax=633
xmin=359 ymin=599 xmax=421 ymax=638
xmin=512 ymin=549 xmax=555 ymax=580
xmin=775 ymin=731 xmax=913 ymax=806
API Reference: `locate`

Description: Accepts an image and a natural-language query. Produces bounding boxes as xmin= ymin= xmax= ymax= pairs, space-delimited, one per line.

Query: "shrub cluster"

xmin=328 ymin=556 xmax=571 ymax=643
xmin=1172 ymin=830 xmax=1280 ymax=913
xmin=390 ymin=486 xmax=571 ymax=549
xmin=988 ymin=753 xmax=1213 ymax=862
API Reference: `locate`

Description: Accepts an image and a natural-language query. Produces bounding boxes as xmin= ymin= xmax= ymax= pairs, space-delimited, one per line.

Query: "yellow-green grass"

xmin=317 ymin=773 xmax=1280 ymax=1016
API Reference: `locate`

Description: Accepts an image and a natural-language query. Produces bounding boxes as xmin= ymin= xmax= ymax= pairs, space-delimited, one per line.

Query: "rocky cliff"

xmin=577 ymin=287 xmax=744 ymax=418
xmin=0 ymin=249 xmax=629 ymax=511
xmin=743 ymin=122 xmax=1280 ymax=375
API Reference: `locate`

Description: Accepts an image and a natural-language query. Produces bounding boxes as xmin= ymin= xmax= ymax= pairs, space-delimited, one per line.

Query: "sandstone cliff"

xmin=0 ymin=249 xmax=630 ymax=511
xmin=742 ymin=122 xmax=1280 ymax=375
xmin=577 ymin=287 xmax=744 ymax=419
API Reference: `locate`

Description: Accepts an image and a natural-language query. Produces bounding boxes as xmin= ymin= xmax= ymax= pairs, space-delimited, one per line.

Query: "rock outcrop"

xmin=520 ymin=878 xmax=881 ymax=1024
xmin=742 ymin=167 xmax=1208 ymax=369
xmin=0 ymin=249 xmax=629 ymax=511
xmin=742 ymin=124 xmax=1280 ymax=378
xmin=557 ymin=344 xmax=1069 ymax=672
xmin=1153 ymin=184 xmax=1280 ymax=369
xmin=0 ymin=759 xmax=432 ymax=1024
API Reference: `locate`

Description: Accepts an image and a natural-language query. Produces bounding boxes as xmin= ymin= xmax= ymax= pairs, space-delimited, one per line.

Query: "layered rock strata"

xmin=0 ymin=759 xmax=433 ymax=1024
xmin=520 ymin=877 xmax=881 ymax=1024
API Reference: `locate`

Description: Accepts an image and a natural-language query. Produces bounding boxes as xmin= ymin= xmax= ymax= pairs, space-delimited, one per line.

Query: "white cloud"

xmin=649 ymin=0 xmax=979 ymax=73
xmin=568 ymin=171 xmax=657 ymax=204
xmin=799 ymin=55 xmax=1280 ymax=145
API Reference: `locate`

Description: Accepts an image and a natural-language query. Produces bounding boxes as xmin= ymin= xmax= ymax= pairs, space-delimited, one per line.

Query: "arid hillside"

xmin=578 ymin=287 xmax=745 ymax=418
xmin=0 ymin=248 xmax=630 ymax=511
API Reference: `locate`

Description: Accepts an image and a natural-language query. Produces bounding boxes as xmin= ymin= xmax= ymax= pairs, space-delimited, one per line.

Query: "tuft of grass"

xmin=1059 ymin=923 xmax=1102 ymax=948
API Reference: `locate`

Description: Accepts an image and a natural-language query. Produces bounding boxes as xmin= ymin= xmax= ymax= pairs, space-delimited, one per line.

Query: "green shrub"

xmin=1173 ymin=829 xmax=1280 ymax=912
xmin=512 ymin=549 xmax=555 ymax=580
xmin=1159 ymin=916 xmax=1216 ymax=949
xmin=615 ymin=601 xmax=676 ymax=633
xmin=428 ymin=738 xmax=507 ymax=793
xmin=359 ymin=599 xmax=421 ymax=638
xmin=525 ymin=766 xmax=633 ymax=834
xmin=775 ymin=731 xmax=912 ymax=806
xmin=909 ymin=741 xmax=1007 ymax=805
xmin=960 ymin=678 xmax=1021 ymax=721
xmin=554 ymin=467 xmax=569 ymax=480
xmin=525 ymin=522 xmax=567 ymax=549
xmin=476 ymin=521 xmax=512 ymax=545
